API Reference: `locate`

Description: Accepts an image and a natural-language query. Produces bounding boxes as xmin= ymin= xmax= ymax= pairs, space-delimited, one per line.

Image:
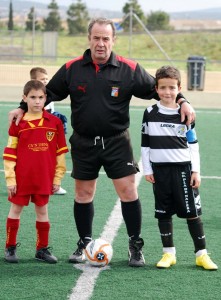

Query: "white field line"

xmin=67 ymin=170 xmax=221 ymax=300
xmin=67 ymin=159 xmax=144 ymax=300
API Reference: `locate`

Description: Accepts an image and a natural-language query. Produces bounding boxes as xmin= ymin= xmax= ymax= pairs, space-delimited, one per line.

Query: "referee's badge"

xmin=111 ymin=86 xmax=119 ymax=97
xmin=46 ymin=131 xmax=55 ymax=141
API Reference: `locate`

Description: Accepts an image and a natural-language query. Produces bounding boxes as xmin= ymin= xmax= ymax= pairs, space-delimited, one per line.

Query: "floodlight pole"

xmin=129 ymin=6 xmax=133 ymax=58
xmin=32 ymin=6 xmax=36 ymax=64
xmin=132 ymin=13 xmax=173 ymax=65
xmin=119 ymin=10 xmax=173 ymax=64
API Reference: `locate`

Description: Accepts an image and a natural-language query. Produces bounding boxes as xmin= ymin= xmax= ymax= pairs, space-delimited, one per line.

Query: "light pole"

xmin=129 ymin=5 xmax=133 ymax=58
xmin=32 ymin=6 xmax=35 ymax=64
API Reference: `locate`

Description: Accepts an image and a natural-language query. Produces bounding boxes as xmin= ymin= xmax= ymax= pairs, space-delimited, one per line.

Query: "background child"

xmin=3 ymin=80 xmax=68 ymax=263
xmin=30 ymin=67 xmax=67 ymax=195
xmin=141 ymin=65 xmax=218 ymax=270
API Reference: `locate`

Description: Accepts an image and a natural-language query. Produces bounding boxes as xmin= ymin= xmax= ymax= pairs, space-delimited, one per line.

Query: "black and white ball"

xmin=84 ymin=238 xmax=113 ymax=267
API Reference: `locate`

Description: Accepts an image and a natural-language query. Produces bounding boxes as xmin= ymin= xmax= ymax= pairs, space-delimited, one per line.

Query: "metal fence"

xmin=0 ymin=30 xmax=59 ymax=64
xmin=0 ymin=30 xmax=221 ymax=71
xmin=1 ymin=29 xmax=221 ymax=105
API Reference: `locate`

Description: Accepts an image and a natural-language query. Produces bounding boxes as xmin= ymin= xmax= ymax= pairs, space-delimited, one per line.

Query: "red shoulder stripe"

xmin=66 ymin=56 xmax=83 ymax=69
xmin=116 ymin=55 xmax=137 ymax=71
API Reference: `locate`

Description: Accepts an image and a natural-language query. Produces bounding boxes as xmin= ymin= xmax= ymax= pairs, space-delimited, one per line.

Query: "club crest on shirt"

xmin=176 ymin=125 xmax=186 ymax=137
xmin=46 ymin=131 xmax=55 ymax=141
xmin=111 ymin=86 xmax=119 ymax=97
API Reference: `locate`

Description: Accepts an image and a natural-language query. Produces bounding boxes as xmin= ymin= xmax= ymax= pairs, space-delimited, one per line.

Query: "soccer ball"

xmin=84 ymin=238 xmax=113 ymax=267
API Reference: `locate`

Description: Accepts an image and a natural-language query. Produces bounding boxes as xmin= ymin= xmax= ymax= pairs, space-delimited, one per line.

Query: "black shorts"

xmin=69 ymin=129 xmax=139 ymax=180
xmin=152 ymin=164 xmax=202 ymax=219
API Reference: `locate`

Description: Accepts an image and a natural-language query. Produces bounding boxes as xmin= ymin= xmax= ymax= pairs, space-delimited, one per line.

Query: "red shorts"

xmin=9 ymin=194 xmax=49 ymax=207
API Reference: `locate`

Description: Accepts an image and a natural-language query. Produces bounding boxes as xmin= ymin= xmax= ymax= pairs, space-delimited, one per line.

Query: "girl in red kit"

xmin=3 ymin=80 xmax=68 ymax=263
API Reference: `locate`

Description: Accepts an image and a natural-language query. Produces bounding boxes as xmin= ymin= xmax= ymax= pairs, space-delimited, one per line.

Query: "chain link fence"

xmin=1 ymin=29 xmax=221 ymax=95
xmin=0 ymin=30 xmax=60 ymax=63
xmin=1 ymin=30 xmax=221 ymax=69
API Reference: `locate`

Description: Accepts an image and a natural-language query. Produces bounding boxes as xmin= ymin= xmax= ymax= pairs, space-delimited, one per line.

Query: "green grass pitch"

xmin=0 ymin=102 xmax=220 ymax=300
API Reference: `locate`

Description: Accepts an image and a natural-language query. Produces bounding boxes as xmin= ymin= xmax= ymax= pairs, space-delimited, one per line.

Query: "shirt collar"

xmin=83 ymin=49 xmax=119 ymax=68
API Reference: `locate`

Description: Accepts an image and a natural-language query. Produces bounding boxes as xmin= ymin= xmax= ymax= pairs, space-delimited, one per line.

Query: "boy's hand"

xmin=8 ymin=108 xmax=24 ymax=126
xmin=52 ymin=184 xmax=60 ymax=193
xmin=7 ymin=185 xmax=17 ymax=198
xmin=190 ymin=172 xmax=201 ymax=188
xmin=145 ymin=174 xmax=155 ymax=183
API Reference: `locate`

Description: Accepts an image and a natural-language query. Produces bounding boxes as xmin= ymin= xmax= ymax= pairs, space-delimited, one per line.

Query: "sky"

xmin=35 ymin=0 xmax=221 ymax=13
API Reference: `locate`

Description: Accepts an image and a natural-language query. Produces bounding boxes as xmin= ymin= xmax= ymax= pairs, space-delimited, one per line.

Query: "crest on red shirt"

xmin=46 ymin=131 xmax=55 ymax=141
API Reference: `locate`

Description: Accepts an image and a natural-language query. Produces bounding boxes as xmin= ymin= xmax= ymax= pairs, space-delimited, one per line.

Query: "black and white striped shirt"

xmin=141 ymin=103 xmax=200 ymax=175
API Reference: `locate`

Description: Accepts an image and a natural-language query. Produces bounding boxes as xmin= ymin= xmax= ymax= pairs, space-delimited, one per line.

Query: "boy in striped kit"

xmin=141 ymin=66 xmax=217 ymax=270
xmin=3 ymin=80 xmax=68 ymax=263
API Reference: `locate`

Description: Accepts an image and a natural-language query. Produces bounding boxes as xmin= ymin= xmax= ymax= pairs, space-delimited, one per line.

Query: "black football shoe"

xmin=69 ymin=237 xmax=92 ymax=263
xmin=35 ymin=247 xmax=57 ymax=264
xmin=128 ymin=237 xmax=145 ymax=267
xmin=5 ymin=243 xmax=20 ymax=263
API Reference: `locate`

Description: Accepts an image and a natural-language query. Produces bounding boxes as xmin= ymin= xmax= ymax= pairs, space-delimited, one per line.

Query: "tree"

xmin=8 ymin=0 xmax=13 ymax=30
xmin=67 ymin=0 xmax=89 ymax=35
xmin=122 ymin=0 xmax=146 ymax=32
xmin=25 ymin=7 xmax=41 ymax=31
xmin=146 ymin=11 xmax=173 ymax=31
xmin=43 ymin=0 xmax=62 ymax=32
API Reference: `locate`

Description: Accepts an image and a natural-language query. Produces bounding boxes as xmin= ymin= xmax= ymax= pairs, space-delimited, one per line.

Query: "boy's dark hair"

xmin=23 ymin=80 xmax=46 ymax=96
xmin=30 ymin=67 xmax=47 ymax=80
xmin=155 ymin=66 xmax=181 ymax=87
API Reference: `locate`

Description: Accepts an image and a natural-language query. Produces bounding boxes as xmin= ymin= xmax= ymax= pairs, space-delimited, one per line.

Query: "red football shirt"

xmin=3 ymin=110 xmax=68 ymax=195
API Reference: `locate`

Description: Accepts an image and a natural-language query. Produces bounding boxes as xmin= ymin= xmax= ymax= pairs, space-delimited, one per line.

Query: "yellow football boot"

xmin=196 ymin=253 xmax=218 ymax=270
xmin=156 ymin=253 xmax=176 ymax=268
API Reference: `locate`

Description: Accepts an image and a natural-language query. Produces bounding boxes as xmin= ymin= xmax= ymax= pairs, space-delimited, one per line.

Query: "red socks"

xmin=6 ymin=218 xmax=50 ymax=250
xmin=6 ymin=218 xmax=20 ymax=248
xmin=36 ymin=221 xmax=50 ymax=250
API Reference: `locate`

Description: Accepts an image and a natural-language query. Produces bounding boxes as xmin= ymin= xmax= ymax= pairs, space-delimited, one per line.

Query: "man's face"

xmin=88 ymin=23 xmax=116 ymax=64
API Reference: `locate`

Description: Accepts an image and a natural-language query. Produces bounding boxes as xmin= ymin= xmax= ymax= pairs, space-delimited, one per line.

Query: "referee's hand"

xmin=8 ymin=108 xmax=24 ymax=126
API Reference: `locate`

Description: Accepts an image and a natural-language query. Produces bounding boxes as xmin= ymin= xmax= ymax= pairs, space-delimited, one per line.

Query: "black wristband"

xmin=179 ymin=99 xmax=190 ymax=106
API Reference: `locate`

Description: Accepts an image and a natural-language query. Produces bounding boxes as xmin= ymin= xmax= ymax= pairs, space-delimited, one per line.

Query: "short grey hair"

xmin=88 ymin=18 xmax=116 ymax=37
